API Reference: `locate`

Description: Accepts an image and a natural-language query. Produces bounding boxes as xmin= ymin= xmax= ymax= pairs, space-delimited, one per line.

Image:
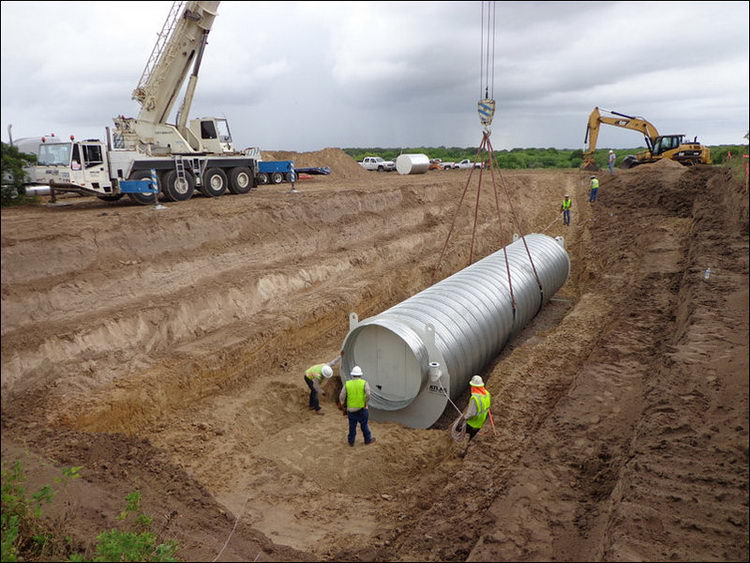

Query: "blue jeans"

xmin=589 ymin=188 xmax=598 ymax=202
xmin=304 ymin=376 xmax=319 ymax=410
xmin=347 ymin=408 xmax=373 ymax=444
xmin=562 ymin=209 xmax=571 ymax=225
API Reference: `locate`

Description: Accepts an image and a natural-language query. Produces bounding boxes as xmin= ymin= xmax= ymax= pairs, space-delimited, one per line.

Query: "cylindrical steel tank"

xmin=395 ymin=154 xmax=430 ymax=175
xmin=341 ymin=233 xmax=569 ymax=428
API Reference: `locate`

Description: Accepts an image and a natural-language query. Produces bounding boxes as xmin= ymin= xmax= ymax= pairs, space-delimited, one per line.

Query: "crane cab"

xmin=26 ymin=139 xmax=113 ymax=195
xmin=189 ymin=117 xmax=235 ymax=153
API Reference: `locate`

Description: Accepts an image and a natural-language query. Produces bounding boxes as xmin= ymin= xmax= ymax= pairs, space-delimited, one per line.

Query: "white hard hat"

xmin=590 ymin=175 xmax=596 ymax=178
xmin=609 ymin=150 xmax=614 ymax=153
xmin=322 ymin=364 xmax=333 ymax=378
xmin=350 ymin=366 xmax=363 ymax=377
xmin=565 ymin=194 xmax=570 ymax=197
xmin=469 ymin=375 xmax=484 ymax=387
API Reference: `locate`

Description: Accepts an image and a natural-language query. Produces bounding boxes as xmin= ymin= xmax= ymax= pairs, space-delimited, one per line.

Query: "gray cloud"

xmin=2 ymin=1 xmax=748 ymax=152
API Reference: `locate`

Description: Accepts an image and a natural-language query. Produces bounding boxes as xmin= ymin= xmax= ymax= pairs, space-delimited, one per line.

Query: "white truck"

xmin=456 ymin=159 xmax=483 ymax=169
xmin=359 ymin=156 xmax=396 ymax=172
xmin=21 ymin=1 xmax=266 ymax=205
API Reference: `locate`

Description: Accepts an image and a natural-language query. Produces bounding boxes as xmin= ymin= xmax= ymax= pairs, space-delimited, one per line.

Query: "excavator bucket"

xmin=620 ymin=155 xmax=638 ymax=169
xmin=580 ymin=158 xmax=600 ymax=171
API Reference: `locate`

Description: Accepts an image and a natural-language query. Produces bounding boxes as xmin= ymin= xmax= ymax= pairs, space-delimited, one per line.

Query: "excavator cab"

xmin=651 ymin=135 xmax=684 ymax=156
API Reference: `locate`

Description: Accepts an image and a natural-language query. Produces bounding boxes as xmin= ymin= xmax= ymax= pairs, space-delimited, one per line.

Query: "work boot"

xmin=348 ymin=442 xmax=354 ymax=447
xmin=365 ymin=438 xmax=376 ymax=445
xmin=314 ymin=409 xmax=324 ymax=415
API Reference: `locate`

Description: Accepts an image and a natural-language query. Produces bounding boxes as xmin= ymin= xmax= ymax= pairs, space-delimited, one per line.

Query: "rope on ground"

xmin=433 ymin=379 xmax=469 ymax=443
xmin=540 ymin=214 xmax=562 ymax=234
xmin=451 ymin=415 xmax=467 ymax=443
xmin=212 ymin=515 xmax=240 ymax=562
xmin=212 ymin=497 xmax=248 ymax=562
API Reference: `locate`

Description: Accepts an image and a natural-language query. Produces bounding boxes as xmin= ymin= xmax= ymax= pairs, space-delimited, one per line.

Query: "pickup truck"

xmin=360 ymin=156 xmax=396 ymax=172
xmin=456 ymin=159 xmax=482 ymax=169
xmin=441 ymin=161 xmax=457 ymax=170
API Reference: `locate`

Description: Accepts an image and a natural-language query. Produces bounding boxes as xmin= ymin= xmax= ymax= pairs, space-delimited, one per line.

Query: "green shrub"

xmin=2 ymin=461 xmax=179 ymax=562
xmin=71 ymin=491 xmax=179 ymax=562
xmin=1 ymin=142 xmax=37 ymax=207
xmin=1 ymin=460 xmax=57 ymax=562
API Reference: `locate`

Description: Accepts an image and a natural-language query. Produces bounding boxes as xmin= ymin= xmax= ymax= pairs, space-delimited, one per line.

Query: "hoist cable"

xmin=486 ymin=134 xmax=546 ymax=310
xmin=478 ymin=1 xmax=484 ymax=100
xmin=491 ymin=2 xmax=496 ymax=99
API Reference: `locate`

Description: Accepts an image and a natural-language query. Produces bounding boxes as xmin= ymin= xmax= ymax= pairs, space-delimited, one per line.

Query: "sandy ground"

xmin=1 ymin=151 xmax=748 ymax=562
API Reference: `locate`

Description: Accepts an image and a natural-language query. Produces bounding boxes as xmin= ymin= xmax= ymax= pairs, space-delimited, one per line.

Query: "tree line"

xmin=344 ymin=145 xmax=748 ymax=170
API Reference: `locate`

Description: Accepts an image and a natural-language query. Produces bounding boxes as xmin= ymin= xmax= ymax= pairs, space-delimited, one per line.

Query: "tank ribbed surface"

xmin=342 ymin=233 xmax=569 ymax=417
xmin=395 ymin=154 xmax=430 ymax=175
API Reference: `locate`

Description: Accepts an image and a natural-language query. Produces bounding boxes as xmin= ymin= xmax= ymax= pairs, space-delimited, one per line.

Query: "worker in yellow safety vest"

xmin=561 ymin=194 xmax=572 ymax=226
xmin=589 ymin=175 xmax=600 ymax=203
xmin=304 ymin=357 xmax=339 ymax=414
xmin=338 ymin=366 xmax=376 ymax=447
xmin=460 ymin=375 xmax=491 ymax=456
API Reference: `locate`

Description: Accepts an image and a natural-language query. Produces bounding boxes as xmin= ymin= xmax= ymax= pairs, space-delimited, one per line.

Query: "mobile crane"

xmin=23 ymin=1 xmax=292 ymax=204
xmin=581 ymin=107 xmax=711 ymax=171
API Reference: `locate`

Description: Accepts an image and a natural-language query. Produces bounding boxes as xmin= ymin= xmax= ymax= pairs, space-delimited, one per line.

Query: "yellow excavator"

xmin=581 ymin=107 xmax=711 ymax=170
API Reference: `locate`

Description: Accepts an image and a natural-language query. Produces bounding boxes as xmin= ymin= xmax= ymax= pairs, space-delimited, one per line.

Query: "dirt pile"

xmin=261 ymin=148 xmax=370 ymax=180
xmin=645 ymin=157 xmax=687 ymax=169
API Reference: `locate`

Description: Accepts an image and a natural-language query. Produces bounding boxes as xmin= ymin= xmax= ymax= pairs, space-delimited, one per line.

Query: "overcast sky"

xmin=1 ymin=1 xmax=748 ymax=152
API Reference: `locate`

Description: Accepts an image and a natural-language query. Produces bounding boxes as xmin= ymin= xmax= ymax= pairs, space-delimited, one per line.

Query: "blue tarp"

xmin=295 ymin=167 xmax=331 ymax=175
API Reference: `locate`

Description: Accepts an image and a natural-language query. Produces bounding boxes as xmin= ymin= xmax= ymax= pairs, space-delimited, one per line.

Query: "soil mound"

xmin=261 ymin=148 xmax=369 ymax=180
xmin=646 ymin=158 xmax=687 ymax=169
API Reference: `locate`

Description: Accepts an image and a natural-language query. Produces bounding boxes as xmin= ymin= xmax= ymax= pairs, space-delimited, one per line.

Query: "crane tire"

xmin=201 ymin=168 xmax=228 ymax=197
xmin=228 ymin=167 xmax=254 ymax=194
xmin=270 ymin=172 xmax=284 ymax=184
xmin=161 ymin=170 xmax=195 ymax=202
xmin=256 ymin=173 xmax=269 ymax=185
xmin=126 ymin=170 xmax=158 ymax=205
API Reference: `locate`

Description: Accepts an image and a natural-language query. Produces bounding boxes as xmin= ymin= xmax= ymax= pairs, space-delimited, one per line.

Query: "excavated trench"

xmin=35 ymin=171 xmax=589 ymax=557
xmin=2 ymin=162 xmax=747 ymax=562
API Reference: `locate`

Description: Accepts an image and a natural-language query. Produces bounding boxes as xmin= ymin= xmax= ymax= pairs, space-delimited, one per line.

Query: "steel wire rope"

xmin=479 ymin=1 xmax=484 ymax=100
xmin=485 ymin=133 xmax=547 ymax=314
xmin=490 ymin=1 xmax=496 ymax=100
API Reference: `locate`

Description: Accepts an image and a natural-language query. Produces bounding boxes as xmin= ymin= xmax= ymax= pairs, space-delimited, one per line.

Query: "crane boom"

xmin=133 ymin=0 xmax=219 ymax=126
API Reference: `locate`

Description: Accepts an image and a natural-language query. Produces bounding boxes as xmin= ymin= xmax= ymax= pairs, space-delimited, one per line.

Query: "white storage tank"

xmin=396 ymin=154 xmax=430 ymax=175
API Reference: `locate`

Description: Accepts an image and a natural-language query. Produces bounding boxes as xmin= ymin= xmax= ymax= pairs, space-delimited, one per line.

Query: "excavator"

xmin=581 ymin=107 xmax=711 ymax=171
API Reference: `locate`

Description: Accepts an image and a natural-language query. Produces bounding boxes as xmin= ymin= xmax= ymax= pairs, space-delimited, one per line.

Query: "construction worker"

xmin=589 ymin=175 xmax=600 ymax=203
xmin=460 ymin=375 xmax=491 ymax=456
xmin=561 ymin=194 xmax=572 ymax=226
xmin=304 ymin=363 xmax=333 ymax=414
xmin=339 ymin=365 xmax=376 ymax=447
xmin=608 ymin=150 xmax=616 ymax=174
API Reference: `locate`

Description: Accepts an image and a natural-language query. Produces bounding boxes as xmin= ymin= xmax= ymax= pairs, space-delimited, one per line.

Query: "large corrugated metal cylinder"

xmin=341 ymin=233 xmax=569 ymax=428
xmin=396 ymin=154 xmax=430 ymax=175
